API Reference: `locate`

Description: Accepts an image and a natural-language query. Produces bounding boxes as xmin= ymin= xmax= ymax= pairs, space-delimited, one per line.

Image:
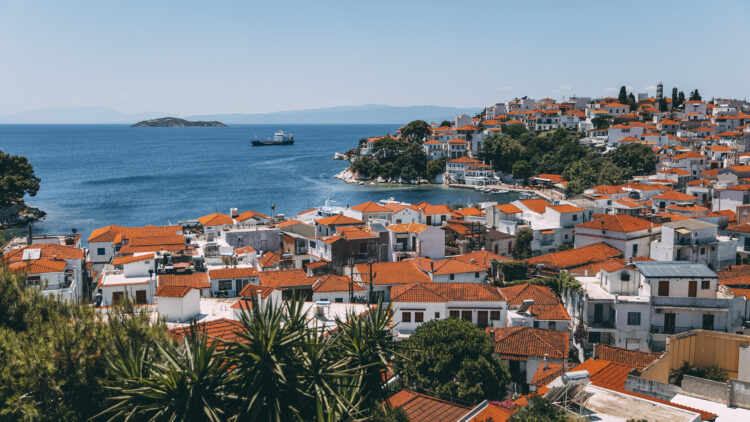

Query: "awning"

xmin=676 ymin=228 xmax=691 ymax=235
xmin=541 ymin=230 xmax=555 ymax=235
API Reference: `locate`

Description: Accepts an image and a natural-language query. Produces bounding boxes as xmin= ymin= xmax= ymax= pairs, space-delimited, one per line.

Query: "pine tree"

xmin=677 ymin=91 xmax=685 ymax=108
xmin=671 ymin=87 xmax=678 ymax=108
xmin=689 ymin=89 xmax=702 ymax=101
xmin=618 ymin=86 xmax=628 ymax=104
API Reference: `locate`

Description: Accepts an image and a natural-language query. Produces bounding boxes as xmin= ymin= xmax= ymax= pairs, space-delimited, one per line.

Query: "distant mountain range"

xmin=0 ymin=104 xmax=480 ymax=124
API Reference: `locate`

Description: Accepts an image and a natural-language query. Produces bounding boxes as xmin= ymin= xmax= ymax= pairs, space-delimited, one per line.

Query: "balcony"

xmin=651 ymin=325 xmax=697 ymax=335
xmin=588 ymin=320 xmax=616 ymax=330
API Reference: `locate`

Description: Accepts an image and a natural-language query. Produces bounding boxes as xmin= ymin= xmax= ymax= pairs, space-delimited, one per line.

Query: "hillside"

xmin=131 ymin=117 xmax=227 ymax=127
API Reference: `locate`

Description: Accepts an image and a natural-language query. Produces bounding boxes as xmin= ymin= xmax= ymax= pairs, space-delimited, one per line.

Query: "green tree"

xmin=512 ymin=228 xmax=534 ymax=260
xmin=0 ymin=150 xmax=41 ymax=206
xmin=352 ymin=156 xmax=380 ymax=179
xmin=611 ymin=142 xmax=658 ymax=177
xmin=439 ymin=120 xmax=452 ymax=128
xmin=502 ymin=123 xmax=528 ymax=139
xmin=627 ymin=92 xmax=637 ymax=111
xmin=512 ymin=160 xmax=533 ymax=182
xmin=563 ymin=159 xmax=597 ymax=197
xmin=658 ymin=97 xmax=668 ymax=112
xmin=425 ymin=156 xmax=447 ymax=181
xmin=689 ymin=89 xmax=702 ymax=101
xmin=671 ymin=87 xmax=678 ymax=108
xmin=596 ymin=158 xmax=628 ymax=186
xmin=618 ymin=86 xmax=628 ymax=104
xmin=401 ymin=318 xmax=510 ymax=404
xmin=401 ymin=120 xmax=430 ymax=143
xmin=677 ymin=91 xmax=685 ymax=108
xmin=483 ymin=133 xmax=525 ymax=174
xmin=591 ymin=115 xmax=612 ymax=130
xmin=508 ymin=394 xmax=567 ymax=422
xmin=497 ymin=260 xmax=528 ymax=283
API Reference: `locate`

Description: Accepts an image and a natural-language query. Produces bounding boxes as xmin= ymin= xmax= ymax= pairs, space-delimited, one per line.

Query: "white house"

xmin=650 ymin=219 xmax=737 ymax=270
xmin=386 ymin=222 xmax=445 ymax=261
xmin=574 ymin=214 xmax=660 ymax=259
xmin=155 ymin=285 xmax=201 ymax=322
xmin=311 ymin=274 xmax=366 ymax=303
xmin=390 ymin=282 xmax=506 ymax=339
xmin=208 ymin=266 xmax=260 ymax=297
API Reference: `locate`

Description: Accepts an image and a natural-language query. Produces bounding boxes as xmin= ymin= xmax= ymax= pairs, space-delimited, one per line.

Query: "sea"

xmin=0 ymin=124 xmax=517 ymax=241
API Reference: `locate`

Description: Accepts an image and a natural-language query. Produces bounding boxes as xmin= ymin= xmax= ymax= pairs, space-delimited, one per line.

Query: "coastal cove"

xmin=0 ymin=124 xmax=517 ymax=238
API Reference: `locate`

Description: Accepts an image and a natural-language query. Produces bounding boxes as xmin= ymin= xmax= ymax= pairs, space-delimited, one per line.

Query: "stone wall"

xmin=729 ymin=379 xmax=750 ymax=410
xmin=625 ymin=374 xmax=682 ymax=401
xmin=681 ymin=375 xmax=728 ymax=403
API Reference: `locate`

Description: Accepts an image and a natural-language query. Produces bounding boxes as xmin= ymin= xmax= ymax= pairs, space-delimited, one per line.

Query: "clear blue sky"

xmin=1 ymin=0 xmax=749 ymax=115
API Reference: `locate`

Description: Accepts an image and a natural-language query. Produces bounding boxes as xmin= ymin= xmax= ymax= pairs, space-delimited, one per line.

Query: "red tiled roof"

xmin=652 ymin=191 xmax=698 ymax=201
xmin=387 ymin=390 xmax=470 ymax=422
xmin=111 ymin=253 xmax=155 ymax=266
xmin=234 ymin=246 xmax=255 ymax=254
xmin=8 ymin=259 xmax=67 ymax=274
xmin=495 ymin=203 xmax=523 ymax=214
xmin=594 ymin=344 xmax=660 ymax=370
xmin=549 ymin=204 xmax=583 ymax=213
xmin=451 ymin=250 xmax=510 ymax=268
xmin=387 ymin=222 xmax=431 ymax=234
xmin=313 ymin=274 xmax=364 ymax=292
xmin=429 ymin=258 xmax=486 ymax=275
xmin=259 ymin=269 xmax=313 ymax=289
xmin=526 ymin=243 xmax=623 ymax=270
xmin=569 ymin=258 xmax=631 ymax=276
xmin=88 ymin=224 xmax=181 ymax=243
xmin=237 ymin=283 xmax=276 ymax=299
xmin=155 ymin=284 xmax=193 ymax=298
xmin=4 ymin=243 xmax=84 ymax=263
xmin=208 ymin=267 xmax=259 ymax=279
xmin=530 ymin=362 xmax=565 ymax=387
xmin=527 ymin=303 xmax=570 ymax=320
xmin=488 ymin=327 xmax=569 ymax=360
xmin=198 ymin=213 xmax=234 ymax=226
xmin=498 ymin=283 xmax=559 ymax=306
xmin=315 ymin=214 xmax=363 ymax=226
xmin=576 ymin=214 xmax=656 ymax=233
xmin=337 ymin=226 xmax=378 ymax=239
xmin=235 ymin=209 xmax=268 ymax=222
xmin=418 ymin=203 xmax=453 ymax=215
xmin=517 ymin=199 xmax=549 ymax=214
xmin=170 ymin=318 xmax=246 ymax=345
xmin=352 ymin=201 xmax=391 ymax=213
xmin=258 ymin=251 xmax=280 ymax=268
xmin=158 ymin=272 xmax=210 ymax=289
xmin=356 ymin=260 xmax=432 ymax=285
xmin=390 ymin=282 xmax=504 ymax=302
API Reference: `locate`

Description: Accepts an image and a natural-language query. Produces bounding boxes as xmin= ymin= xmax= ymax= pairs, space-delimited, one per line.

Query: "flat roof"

xmin=634 ymin=261 xmax=717 ymax=278
xmin=582 ymin=385 xmax=699 ymax=421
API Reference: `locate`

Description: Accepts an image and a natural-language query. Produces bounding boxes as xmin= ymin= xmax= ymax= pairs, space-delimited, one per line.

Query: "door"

xmin=135 ymin=290 xmax=147 ymax=304
xmin=236 ymin=279 xmax=245 ymax=293
xmin=477 ymin=311 xmax=488 ymax=327
xmin=702 ymin=314 xmax=714 ymax=330
xmin=426 ymin=216 xmax=432 ymax=225
xmin=658 ymin=280 xmax=670 ymax=296
xmin=594 ymin=304 xmax=603 ymax=323
xmin=664 ymin=312 xmax=676 ymax=333
xmin=688 ymin=280 xmax=697 ymax=297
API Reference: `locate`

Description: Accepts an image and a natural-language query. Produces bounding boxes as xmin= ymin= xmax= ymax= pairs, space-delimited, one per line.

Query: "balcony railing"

xmin=651 ymin=325 xmax=698 ymax=335
xmin=588 ymin=321 xmax=616 ymax=329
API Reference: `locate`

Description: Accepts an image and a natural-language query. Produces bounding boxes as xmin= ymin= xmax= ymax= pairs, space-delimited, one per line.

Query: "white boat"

xmin=495 ymin=189 xmax=509 ymax=194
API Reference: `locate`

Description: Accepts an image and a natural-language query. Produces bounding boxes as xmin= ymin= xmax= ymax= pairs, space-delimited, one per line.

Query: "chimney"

xmin=257 ymin=288 xmax=263 ymax=308
xmin=27 ymin=223 xmax=32 ymax=245
xmin=543 ymin=354 xmax=549 ymax=370
xmin=593 ymin=343 xmax=598 ymax=360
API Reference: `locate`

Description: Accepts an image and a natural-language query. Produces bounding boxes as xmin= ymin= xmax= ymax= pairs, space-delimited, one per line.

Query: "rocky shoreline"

xmin=333 ymin=168 xmax=431 ymax=185
xmin=0 ymin=202 xmax=46 ymax=228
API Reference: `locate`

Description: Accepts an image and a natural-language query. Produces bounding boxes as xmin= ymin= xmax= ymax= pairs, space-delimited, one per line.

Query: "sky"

xmin=1 ymin=0 xmax=749 ymax=116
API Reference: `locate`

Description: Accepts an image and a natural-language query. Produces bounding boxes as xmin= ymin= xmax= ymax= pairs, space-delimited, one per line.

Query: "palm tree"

xmin=97 ymin=325 xmax=230 ymax=421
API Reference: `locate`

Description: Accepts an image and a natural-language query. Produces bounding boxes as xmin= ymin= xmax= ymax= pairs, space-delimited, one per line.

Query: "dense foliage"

xmin=351 ymin=128 xmax=440 ymax=182
xmin=400 ymin=318 xmax=510 ymax=404
xmin=0 ymin=150 xmax=41 ymax=206
xmin=0 ymin=267 xmax=400 ymax=421
xmin=496 ymin=260 xmax=529 ymax=282
xmin=400 ymin=120 xmax=430 ymax=143
xmin=512 ymin=228 xmax=534 ymax=260
xmin=508 ymin=394 xmax=567 ymax=422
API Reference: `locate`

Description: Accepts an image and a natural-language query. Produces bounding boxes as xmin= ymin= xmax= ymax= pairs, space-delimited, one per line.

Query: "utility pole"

xmin=347 ymin=257 xmax=355 ymax=302
xmin=368 ymin=257 xmax=375 ymax=305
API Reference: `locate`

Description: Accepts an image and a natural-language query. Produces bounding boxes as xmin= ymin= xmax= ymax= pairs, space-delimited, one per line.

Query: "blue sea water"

xmin=0 ymin=124 xmax=517 ymax=239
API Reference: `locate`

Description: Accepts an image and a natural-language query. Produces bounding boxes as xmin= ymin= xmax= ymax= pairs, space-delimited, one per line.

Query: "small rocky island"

xmin=131 ymin=117 xmax=227 ymax=127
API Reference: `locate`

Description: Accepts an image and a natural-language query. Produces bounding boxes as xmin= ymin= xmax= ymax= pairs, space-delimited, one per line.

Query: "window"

xmin=658 ymin=280 xmax=670 ymax=296
xmin=701 ymin=280 xmax=710 ymax=289
xmin=533 ymin=320 xmax=540 ymax=328
xmin=435 ymin=312 xmax=440 ymax=319
xmin=627 ymin=312 xmax=641 ymax=326
xmin=474 ymin=272 xmax=479 ymax=278
xmin=335 ymin=298 xmax=343 ymax=303
xmin=359 ymin=242 xmax=367 ymax=253
xmin=461 ymin=310 xmax=472 ymax=321
xmin=632 ymin=244 xmax=638 ymax=256
xmin=572 ymin=214 xmax=578 ymax=221
xmin=449 ymin=310 xmax=459 ymax=318
xmin=549 ymin=321 xmax=556 ymax=330
xmin=402 ymin=312 xmax=411 ymax=323
xmin=97 ymin=247 xmax=106 ymax=255
xmin=111 ymin=291 xmax=124 ymax=303
xmin=450 ymin=274 xmax=455 ymax=281
xmin=700 ymin=247 xmax=705 ymax=255
xmin=219 ymin=280 xmax=232 ymax=292
xmin=490 ymin=310 xmax=501 ymax=321
xmin=135 ymin=290 xmax=147 ymax=304
xmin=415 ymin=312 xmax=424 ymax=323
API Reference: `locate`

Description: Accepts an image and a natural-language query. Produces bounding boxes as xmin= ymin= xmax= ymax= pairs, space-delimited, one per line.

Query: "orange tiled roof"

xmin=387 ymin=389 xmax=470 ymax=422
xmin=8 ymin=259 xmax=67 ymax=274
xmin=390 ymin=282 xmax=504 ymax=302
xmin=351 ymin=201 xmax=391 ymax=213
xmin=88 ymin=224 xmax=181 ymax=243
xmin=277 ymin=219 xmax=307 ymax=228
xmin=111 ymin=253 xmax=155 ymax=266
xmin=429 ymin=258 xmax=486 ymax=275
xmin=234 ymin=246 xmax=256 ymax=254
xmin=3 ymin=243 xmax=84 ymax=263
xmin=517 ymin=199 xmax=549 ymax=214
xmin=526 ymin=243 xmax=622 ymax=270
xmin=208 ymin=267 xmax=259 ymax=279
xmin=198 ymin=213 xmax=234 ymax=226
xmin=159 ymin=272 xmax=210 ymax=289
xmin=549 ymin=204 xmax=583 ymax=214
xmin=312 ymin=274 xmax=364 ymax=292
xmin=387 ymin=222 xmax=431 ymax=234
xmin=569 ymin=258 xmax=631 ymax=276
xmin=235 ymin=209 xmax=268 ymax=222
xmin=652 ymin=191 xmax=698 ymax=201
xmin=576 ymin=214 xmax=656 ymax=233
xmin=155 ymin=284 xmax=193 ymax=298
xmin=125 ymin=235 xmax=185 ymax=247
xmin=259 ymin=269 xmax=313 ymax=289
xmin=418 ymin=203 xmax=453 ymax=215
xmin=594 ymin=344 xmax=660 ymax=370
xmin=530 ymin=361 xmax=565 ymax=387
xmin=315 ymin=214 xmax=363 ymax=226
xmin=452 ymin=250 xmax=510 ymax=268
xmin=237 ymin=283 xmax=277 ymax=299
xmin=336 ymin=226 xmax=378 ymax=239
xmin=170 ymin=318 xmax=245 ymax=345
xmin=356 ymin=260 xmax=432 ymax=285
xmin=495 ymin=203 xmax=523 ymax=214
xmin=258 ymin=251 xmax=280 ymax=268
xmin=498 ymin=283 xmax=559 ymax=306
xmin=488 ymin=327 xmax=569 ymax=360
